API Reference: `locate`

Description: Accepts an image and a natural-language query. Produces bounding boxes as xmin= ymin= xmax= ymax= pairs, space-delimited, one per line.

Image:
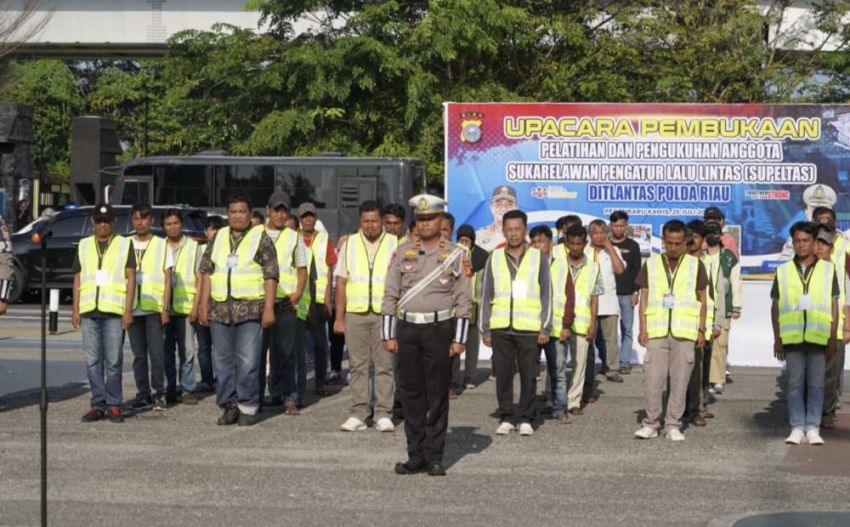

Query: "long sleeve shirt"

xmin=479 ymin=245 xmax=552 ymax=338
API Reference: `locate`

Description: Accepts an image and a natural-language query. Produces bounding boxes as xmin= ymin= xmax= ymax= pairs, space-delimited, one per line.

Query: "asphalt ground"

xmin=1 ymin=308 xmax=850 ymax=526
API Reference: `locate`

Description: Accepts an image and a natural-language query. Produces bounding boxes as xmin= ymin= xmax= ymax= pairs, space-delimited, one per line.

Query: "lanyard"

xmin=95 ymin=236 xmax=114 ymax=268
xmin=794 ymin=259 xmax=817 ymax=294
xmin=662 ymin=254 xmax=683 ymax=292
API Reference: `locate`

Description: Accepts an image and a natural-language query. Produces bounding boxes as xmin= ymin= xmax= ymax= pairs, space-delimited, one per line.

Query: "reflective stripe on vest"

xmin=489 ymin=247 xmax=543 ymax=332
xmin=78 ymin=235 xmax=131 ymax=315
xmin=570 ymin=259 xmax=600 ymax=336
xmin=777 ymin=259 xmax=834 ymax=346
xmin=133 ymin=236 xmax=168 ymax=313
xmin=307 ymin=230 xmax=329 ymax=304
xmin=210 ymin=226 xmax=265 ymax=302
xmin=345 ymin=232 xmax=398 ymax=314
xmin=645 ymin=254 xmax=701 ymax=341
xmin=702 ymin=253 xmax=720 ymax=331
xmin=172 ymin=238 xmax=199 ymax=315
xmin=271 ymin=227 xmax=299 ymax=298
xmin=551 ymin=245 xmax=569 ymax=334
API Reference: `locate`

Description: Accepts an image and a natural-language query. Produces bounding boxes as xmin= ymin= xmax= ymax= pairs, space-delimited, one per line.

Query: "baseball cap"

xmin=297 ymin=202 xmax=317 ymax=217
xmin=267 ymin=191 xmax=290 ymax=210
xmin=92 ymin=204 xmax=115 ymax=222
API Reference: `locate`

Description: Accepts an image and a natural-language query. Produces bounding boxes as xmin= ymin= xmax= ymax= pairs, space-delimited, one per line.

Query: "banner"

xmin=444 ymin=102 xmax=850 ymax=276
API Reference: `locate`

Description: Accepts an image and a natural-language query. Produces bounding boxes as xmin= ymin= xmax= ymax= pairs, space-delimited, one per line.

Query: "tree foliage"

xmin=5 ymin=1 xmax=850 ymax=181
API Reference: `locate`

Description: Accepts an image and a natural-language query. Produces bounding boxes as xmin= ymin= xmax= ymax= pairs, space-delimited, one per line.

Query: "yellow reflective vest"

xmin=270 ymin=227 xmax=300 ymax=299
xmin=550 ymin=245 xmax=569 ymax=335
xmin=133 ymin=236 xmax=168 ymax=313
xmin=777 ymin=259 xmax=835 ymax=346
xmin=210 ymin=226 xmax=265 ymax=302
xmin=345 ymin=232 xmax=398 ymax=314
xmin=570 ymin=258 xmax=600 ymax=336
xmin=645 ymin=253 xmax=701 ymax=341
xmin=78 ymin=235 xmax=131 ymax=315
xmin=489 ymin=247 xmax=543 ymax=332
xmin=171 ymin=238 xmax=199 ymax=315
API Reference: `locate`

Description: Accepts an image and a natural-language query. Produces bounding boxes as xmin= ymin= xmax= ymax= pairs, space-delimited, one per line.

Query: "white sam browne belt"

xmin=399 ymin=309 xmax=453 ymax=324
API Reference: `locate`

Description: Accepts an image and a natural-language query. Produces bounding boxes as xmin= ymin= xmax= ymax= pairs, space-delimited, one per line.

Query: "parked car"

xmin=7 ymin=205 xmax=208 ymax=304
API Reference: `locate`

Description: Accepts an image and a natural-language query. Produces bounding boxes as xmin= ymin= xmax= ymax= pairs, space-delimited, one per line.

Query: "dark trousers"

xmin=260 ymin=302 xmax=299 ymax=401
xmin=128 ymin=313 xmax=166 ymax=399
xmin=397 ymin=319 xmax=453 ymax=465
xmin=491 ymin=331 xmax=539 ymax=424
xmin=329 ymin=310 xmax=345 ymax=373
xmin=195 ymin=322 xmax=216 ymax=389
xmin=687 ymin=341 xmax=712 ymax=416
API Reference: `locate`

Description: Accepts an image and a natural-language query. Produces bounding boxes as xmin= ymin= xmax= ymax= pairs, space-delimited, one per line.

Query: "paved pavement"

xmin=1 ymin=308 xmax=850 ymax=526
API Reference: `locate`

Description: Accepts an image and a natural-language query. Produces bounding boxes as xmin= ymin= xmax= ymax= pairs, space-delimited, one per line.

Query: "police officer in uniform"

xmin=382 ymin=194 xmax=472 ymax=476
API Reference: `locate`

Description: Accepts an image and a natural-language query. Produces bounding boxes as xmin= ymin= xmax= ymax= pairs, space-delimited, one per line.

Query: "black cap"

xmin=704 ymin=206 xmax=724 ymax=221
xmin=457 ymin=224 xmax=476 ymax=244
xmin=92 ymin=203 xmax=115 ymax=222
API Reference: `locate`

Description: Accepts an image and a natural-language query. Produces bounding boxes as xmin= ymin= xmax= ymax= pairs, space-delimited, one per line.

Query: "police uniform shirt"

xmin=381 ymin=238 xmax=472 ymax=321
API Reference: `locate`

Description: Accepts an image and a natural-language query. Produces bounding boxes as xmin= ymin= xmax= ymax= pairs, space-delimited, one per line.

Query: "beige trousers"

xmin=642 ymin=334 xmax=695 ymax=431
xmin=709 ymin=318 xmax=731 ymax=385
xmin=345 ymin=313 xmax=395 ymax=420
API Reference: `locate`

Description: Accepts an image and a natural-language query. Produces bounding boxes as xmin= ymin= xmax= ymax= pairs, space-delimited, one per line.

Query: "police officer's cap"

xmin=409 ymin=194 xmax=447 ymax=218
xmin=92 ymin=203 xmax=115 ymax=222
xmin=491 ymin=185 xmax=517 ymax=203
xmin=803 ymin=184 xmax=837 ymax=208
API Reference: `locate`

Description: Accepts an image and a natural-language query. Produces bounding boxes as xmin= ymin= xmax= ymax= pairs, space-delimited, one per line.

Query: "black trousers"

xmin=491 ymin=331 xmax=539 ymax=424
xmin=397 ymin=319 xmax=453 ymax=465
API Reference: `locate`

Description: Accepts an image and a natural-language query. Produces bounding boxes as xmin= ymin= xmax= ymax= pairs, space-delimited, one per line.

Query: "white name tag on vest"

xmin=226 ymin=254 xmax=238 ymax=270
xmin=662 ymin=293 xmax=676 ymax=309
xmin=798 ymin=294 xmax=813 ymax=310
xmin=512 ymin=280 xmax=527 ymax=298
xmin=95 ymin=270 xmax=108 ymax=287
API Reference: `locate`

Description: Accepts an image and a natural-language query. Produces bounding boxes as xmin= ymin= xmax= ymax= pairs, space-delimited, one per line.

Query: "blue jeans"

xmin=194 ymin=322 xmax=216 ymax=389
xmin=128 ymin=314 xmax=166 ymax=399
xmin=618 ymin=295 xmax=635 ymax=368
xmin=164 ymin=315 xmax=197 ymax=395
xmin=542 ymin=338 xmax=567 ymax=412
xmin=786 ymin=348 xmax=826 ymax=430
xmin=81 ymin=317 xmax=124 ymax=410
xmin=211 ymin=320 xmax=263 ymax=415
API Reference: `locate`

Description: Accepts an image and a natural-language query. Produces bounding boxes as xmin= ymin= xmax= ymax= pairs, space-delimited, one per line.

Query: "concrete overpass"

xmin=5 ymin=0 xmax=314 ymax=59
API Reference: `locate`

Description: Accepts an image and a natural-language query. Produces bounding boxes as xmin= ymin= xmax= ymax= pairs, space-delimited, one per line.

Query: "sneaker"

xmin=666 ymin=428 xmax=685 ymax=442
xmin=375 ymin=417 xmax=395 ymax=432
xmin=712 ymin=383 xmax=724 ymax=395
xmin=181 ymin=392 xmax=199 ymax=405
xmin=806 ymin=428 xmax=824 ymax=446
xmin=340 ymin=416 xmax=367 ymax=432
xmin=518 ymin=423 xmax=534 ymax=436
xmin=81 ymin=408 xmax=103 ymax=423
xmin=153 ymin=397 xmax=167 ymax=411
xmin=217 ymin=404 xmax=240 ymax=426
xmin=495 ymin=422 xmax=515 ymax=435
xmin=131 ymin=395 xmax=153 ymax=410
xmin=634 ymin=426 xmax=659 ymax=439
xmin=785 ymin=427 xmax=805 ymax=445
xmin=107 ymin=406 xmax=124 ymax=423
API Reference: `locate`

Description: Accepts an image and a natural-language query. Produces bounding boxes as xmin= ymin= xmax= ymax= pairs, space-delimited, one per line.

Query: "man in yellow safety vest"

xmin=198 ymin=193 xmax=279 ymax=426
xmin=334 ymin=200 xmax=399 ymax=432
xmin=634 ymin=219 xmax=708 ymax=442
xmin=72 ymin=204 xmax=135 ymax=423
